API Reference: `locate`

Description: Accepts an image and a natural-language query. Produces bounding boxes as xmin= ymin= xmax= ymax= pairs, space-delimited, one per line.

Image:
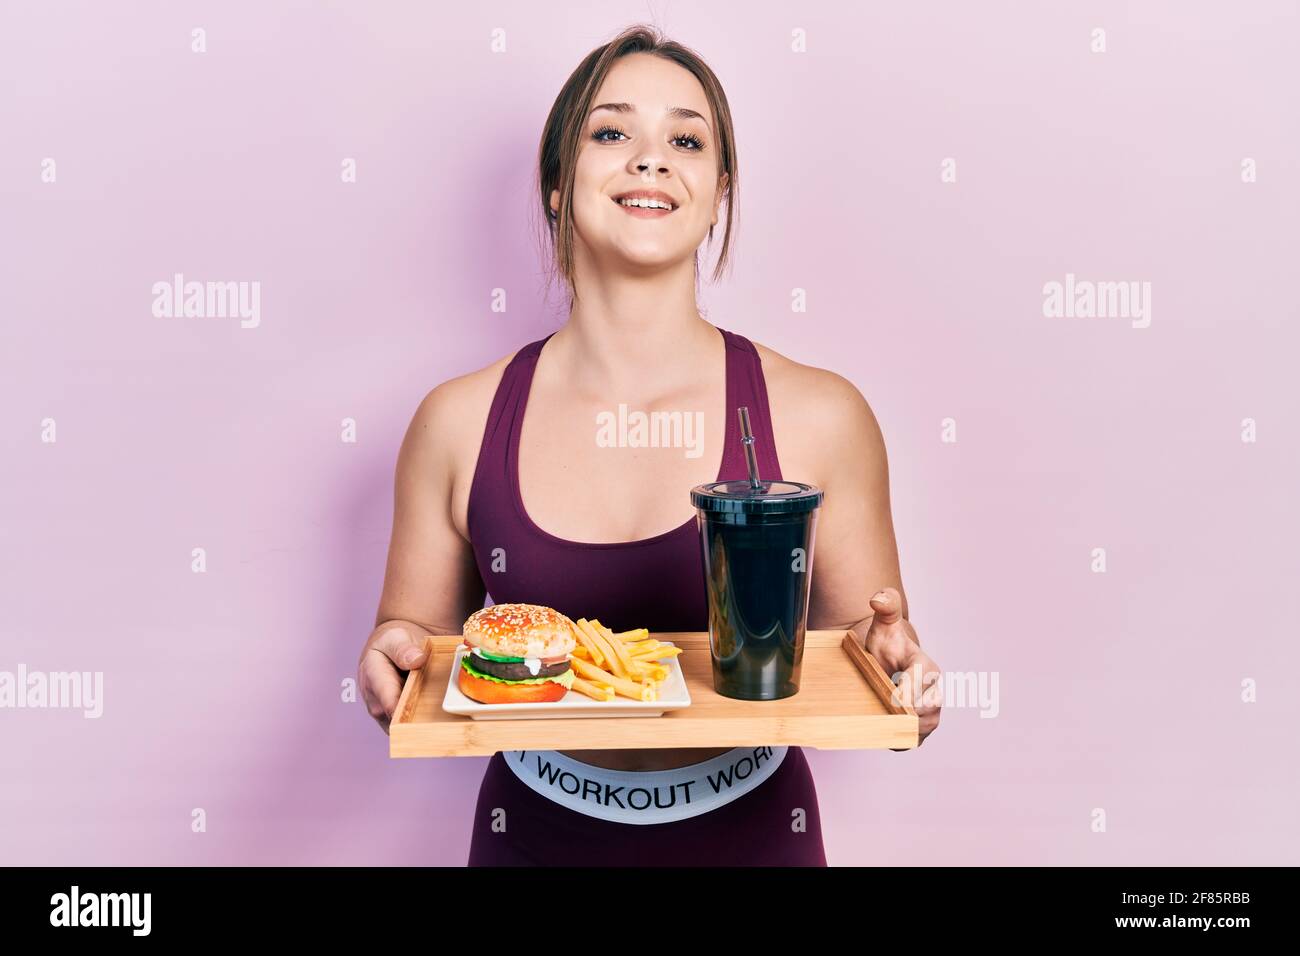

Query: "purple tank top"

xmin=466 ymin=325 xmax=782 ymax=631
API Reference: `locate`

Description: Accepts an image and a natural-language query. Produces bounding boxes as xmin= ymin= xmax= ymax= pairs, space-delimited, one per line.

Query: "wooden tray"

xmin=390 ymin=630 xmax=918 ymax=757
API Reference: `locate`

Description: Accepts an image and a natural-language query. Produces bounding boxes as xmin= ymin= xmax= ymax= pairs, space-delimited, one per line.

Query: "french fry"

xmin=562 ymin=618 xmax=679 ymax=702
xmin=568 ymin=654 xmax=622 ymax=686
xmin=631 ymin=647 xmax=681 ymax=665
xmin=592 ymin=623 xmax=652 ymax=650
xmin=579 ymin=619 xmax=630 ymax=678
xmin=571 ymin=676 xmax=614 ymax=702
xmin=624 ymin=656 xmax=667 ymax=678
xmin=631 ymin=660 xmax=674 ymax=675
xmin=632 ymin=657 xmax=678 ymax=675
xmin=576 ymin=619 xmax=617 ymax=675
xmin=594 ymin=621 xmax=641 ymax=676
xmin=630 ymin=642 xmax=678 ymax=658
xmin=569 ymin=621 xmax=606 ymax=667
xmin=570 ymin=655 xmax=647 ymax=700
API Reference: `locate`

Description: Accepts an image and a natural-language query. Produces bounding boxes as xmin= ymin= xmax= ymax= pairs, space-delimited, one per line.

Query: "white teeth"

xmin=618 ymin=197 xmax=673 ymax=210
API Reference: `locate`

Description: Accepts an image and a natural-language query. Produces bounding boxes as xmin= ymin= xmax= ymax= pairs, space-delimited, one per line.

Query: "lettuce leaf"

xmin=472 ymin=648 xmax=525 ymax=663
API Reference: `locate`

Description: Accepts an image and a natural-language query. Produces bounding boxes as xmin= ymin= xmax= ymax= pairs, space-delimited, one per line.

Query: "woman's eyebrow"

xmin=589 ymin=102 xmax=711 ymax=130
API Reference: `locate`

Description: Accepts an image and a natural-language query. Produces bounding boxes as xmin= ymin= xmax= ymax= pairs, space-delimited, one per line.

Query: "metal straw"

xmin=737 ymin=406 xmax=763 ymax=490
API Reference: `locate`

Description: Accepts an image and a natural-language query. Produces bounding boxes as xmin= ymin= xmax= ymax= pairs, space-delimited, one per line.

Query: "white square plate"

xmin=442 ymin=644 xmax=693 ymax=720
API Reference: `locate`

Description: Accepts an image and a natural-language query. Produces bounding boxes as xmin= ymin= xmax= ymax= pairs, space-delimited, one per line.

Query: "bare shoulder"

xmin=414 ymin=350 xmax=516 ymax=433
xmin=403 ymin=348 xmax=520 ymax=485
xmin=749 ymin=338 xmax=886 ymax=483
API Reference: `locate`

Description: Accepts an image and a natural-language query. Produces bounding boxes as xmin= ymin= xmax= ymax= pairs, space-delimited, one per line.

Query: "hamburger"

xmin=458 ymin=603 xmax=577 ymax=704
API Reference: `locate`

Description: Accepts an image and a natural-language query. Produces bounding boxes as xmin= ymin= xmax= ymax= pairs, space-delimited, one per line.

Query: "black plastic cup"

xmin=690 ymin=479 xmax=824 ymax=701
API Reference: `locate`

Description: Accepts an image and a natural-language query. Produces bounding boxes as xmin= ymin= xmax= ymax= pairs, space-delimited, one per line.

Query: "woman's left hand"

xmin=859 ymin=587 xmax=942 ymax=748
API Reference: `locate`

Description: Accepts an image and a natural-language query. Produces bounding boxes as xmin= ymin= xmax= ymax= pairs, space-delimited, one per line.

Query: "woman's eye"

xmin=591 ymin=125 xmax=706 ymax=152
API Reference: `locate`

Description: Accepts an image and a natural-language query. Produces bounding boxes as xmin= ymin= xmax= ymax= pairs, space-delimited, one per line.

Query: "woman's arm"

xmin=358 ymin=381 xmax=488 ymax=734
xmin=805 ymin=373 xmax=908 ymax=630
xmin=801 ymin=371 xmax=942 ymax=745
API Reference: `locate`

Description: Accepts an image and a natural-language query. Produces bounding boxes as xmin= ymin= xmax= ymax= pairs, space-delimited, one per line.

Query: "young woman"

xmin=358 ymin=25 xmax=942 ymax=866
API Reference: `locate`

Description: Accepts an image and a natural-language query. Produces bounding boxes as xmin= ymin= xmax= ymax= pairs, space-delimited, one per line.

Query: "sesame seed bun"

xmin=462 ymin=603 xmax=578 ymax=660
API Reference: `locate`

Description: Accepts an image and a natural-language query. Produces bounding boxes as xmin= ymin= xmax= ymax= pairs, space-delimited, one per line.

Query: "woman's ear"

xmin=549 ymin=188 xmax=561 ymax=219
xmin=711 ymin=173 xmax=729 ymax=226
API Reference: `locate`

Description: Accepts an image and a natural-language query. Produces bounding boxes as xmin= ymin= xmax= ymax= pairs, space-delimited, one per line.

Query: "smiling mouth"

xmin=611 ymin=196 xmax=677 ymax=216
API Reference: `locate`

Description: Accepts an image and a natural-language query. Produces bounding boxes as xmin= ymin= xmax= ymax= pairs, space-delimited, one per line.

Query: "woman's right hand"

xmin=358 ymin=622 xmax=430 ymax=735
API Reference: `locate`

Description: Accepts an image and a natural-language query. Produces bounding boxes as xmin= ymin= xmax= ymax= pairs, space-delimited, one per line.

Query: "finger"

xmin=916 ymin=664 xmax=942 ymax=744
xmin=360 ymin=652 xmax=406 ymax=722
xmin=902 ymin=668 xmax=939 ymax=716
xmin=892 ymin=664 xmax=917 ymax=710
xmin=919 ymin=667 xmax=943 ymax=711
xmin=370 ymin=624 xmax=429 ymax=671
xmin=917 ymin=708 xmax=940 ymax=746
xmin=890 ymin=660 xmax=940 ymax=750
xmin=895 ymin=658 xmax=936 ymax=709
xmin=868 ymin=587 xmax=903 ymax=627
xmin=891 ymin=679 xmax=938 ymax=752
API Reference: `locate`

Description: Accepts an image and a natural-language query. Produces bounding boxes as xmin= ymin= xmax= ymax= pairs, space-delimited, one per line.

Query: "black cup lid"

xmin=691 ymin=479 xmax=823 ymax=515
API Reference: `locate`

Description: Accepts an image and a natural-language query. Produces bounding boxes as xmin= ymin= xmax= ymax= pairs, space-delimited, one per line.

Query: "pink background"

xmin=2 ymin=1 xmax=1297 ymax=865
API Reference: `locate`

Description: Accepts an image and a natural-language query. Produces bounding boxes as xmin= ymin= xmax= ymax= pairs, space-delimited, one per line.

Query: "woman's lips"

xmin=611 ymin=198 xmax=675 ymax=218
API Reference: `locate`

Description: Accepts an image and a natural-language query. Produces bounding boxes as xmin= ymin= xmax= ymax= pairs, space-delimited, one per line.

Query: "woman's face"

xmin=552 ymin=52 xmax=727 ymax=275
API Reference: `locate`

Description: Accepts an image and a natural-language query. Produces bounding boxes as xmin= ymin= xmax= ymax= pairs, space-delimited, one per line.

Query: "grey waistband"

xmin=501 ymin=746 xmax=789 ymax=825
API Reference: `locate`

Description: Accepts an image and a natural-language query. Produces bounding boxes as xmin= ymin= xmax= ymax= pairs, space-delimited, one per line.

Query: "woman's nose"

xmin=635 ymin=157 xmax=669 ymax=177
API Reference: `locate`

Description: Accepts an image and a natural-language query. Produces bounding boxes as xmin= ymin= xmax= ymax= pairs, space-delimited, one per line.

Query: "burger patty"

xmin=466 ymin=654 xmax=571 ymax=682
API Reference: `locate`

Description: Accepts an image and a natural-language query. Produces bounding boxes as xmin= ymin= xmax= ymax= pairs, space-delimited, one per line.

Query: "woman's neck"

xmin=549 ymin=273 xmax=719 ymax=393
